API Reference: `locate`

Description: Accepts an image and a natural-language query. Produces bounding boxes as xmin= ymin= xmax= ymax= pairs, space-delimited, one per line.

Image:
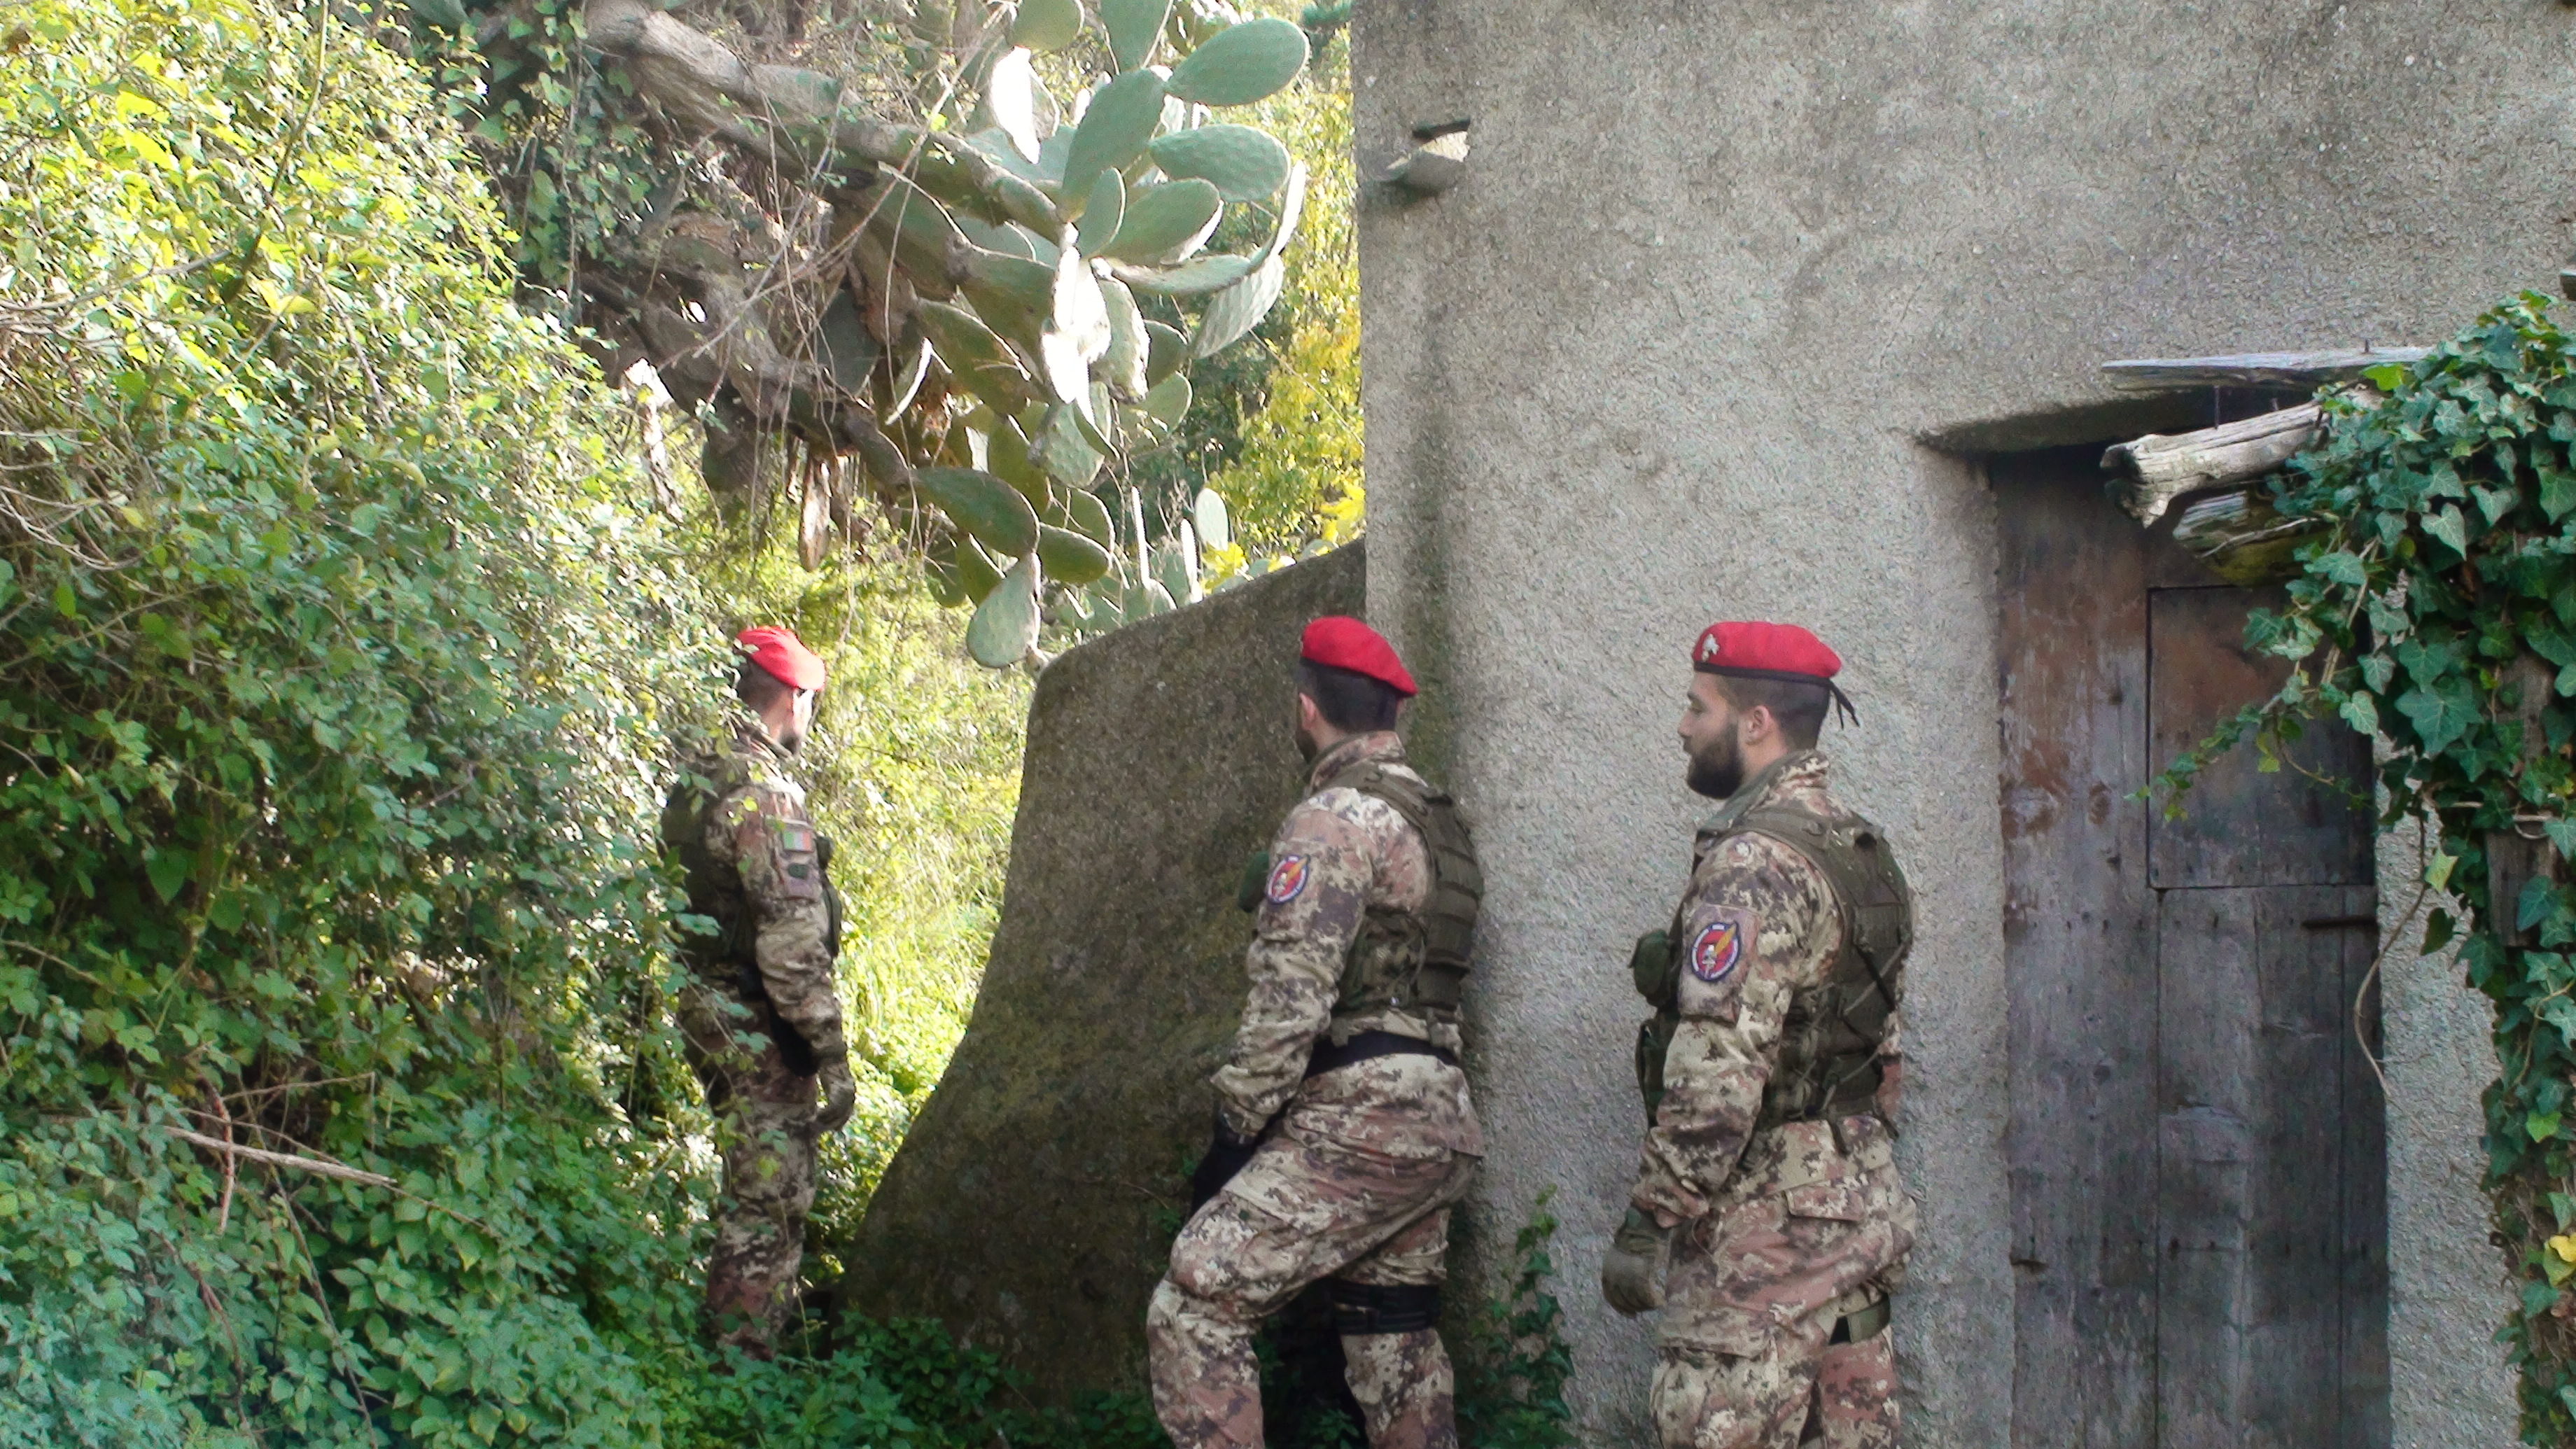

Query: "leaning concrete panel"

xmin=839 ymin=542 xmax=1362 ymax=1397
xmin=1352 ymin=4 xmax=2549 ymax=1443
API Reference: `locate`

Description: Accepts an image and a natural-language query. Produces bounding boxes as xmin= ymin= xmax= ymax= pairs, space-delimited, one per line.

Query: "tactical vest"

xmin=1632 ymin=797 xmax=1912 ymax=1128
xmin=1240 ymin=757 xmax=1484 ymax=1034
xmin=660 ymin=757 xmax=843 ymax=1004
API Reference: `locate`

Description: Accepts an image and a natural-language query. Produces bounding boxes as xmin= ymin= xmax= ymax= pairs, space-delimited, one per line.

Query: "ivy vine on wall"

xmin=2162 ymin=293 xmax=2576 ymax=1443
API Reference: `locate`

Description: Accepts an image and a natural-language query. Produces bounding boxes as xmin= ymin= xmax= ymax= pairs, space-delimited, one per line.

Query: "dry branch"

xmin=168 ymin=1127 xmax=396 ymax=1189
xmin=2100 ymin=346 xmax=2428 ymax=393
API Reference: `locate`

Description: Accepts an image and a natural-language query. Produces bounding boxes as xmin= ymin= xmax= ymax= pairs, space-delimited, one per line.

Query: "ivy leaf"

xmin=2549 ymin=821 xmax=2576 ymax=860
xmin=2360 ymin=653 xmax=2396 ymax=692
xmin=2395 ymin=678 xmax=2479 ymax=754
xmin=2524 ymin=1279 xmax=2560 ymax=1319
xmin=2474 ymin=484 xmax=2519 ymax=524
xmin=2545 ymin=463 xmax=2576 ymax=522
xmin=2423 ymin=503 xmax=2470 ymax=556
xmin=2530 ymin=615 xmax=2576 ymax=668
xmin=2314 ymin=550 xmax=2367 ymax=587
xmin=2420 ymin=908 xmax=2456 ymax=957
xmin=2533 ymin=1111 xmax=2566 ymax=1143
xmin=2364 ymin=362 xmax=2408 ymax=391
xmin=2338 ymin=691 xmax=2378 ymax=736
xmin=2523 ymin=875 xmax=2561 ymax=933
xmin=2426 ymin=853 xmax=2460 ymax=891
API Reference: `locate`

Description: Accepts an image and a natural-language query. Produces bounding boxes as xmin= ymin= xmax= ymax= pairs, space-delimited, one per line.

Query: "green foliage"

xmin=0 ymin=0 xmax=727 ymax=1441
xmin=2155 ymin=294 xmax=2576 ymax=1443
xmin=1452 ymin=1198 xmax=1578 ymax=1449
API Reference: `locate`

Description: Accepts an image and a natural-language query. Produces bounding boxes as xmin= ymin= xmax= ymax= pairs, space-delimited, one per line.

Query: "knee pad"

xmin=1329 ymin=1278 xmax=1442 ymax=1336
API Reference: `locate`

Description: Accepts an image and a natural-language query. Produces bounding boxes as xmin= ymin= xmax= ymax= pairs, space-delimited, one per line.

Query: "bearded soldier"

xmin=661 ymin=625 xmax=856 ymax=1357
xmin=1147 ymin=617 xmax=1485 ymax=1449
xmin=1602 ymin=622 xmax=1918 ymax=1449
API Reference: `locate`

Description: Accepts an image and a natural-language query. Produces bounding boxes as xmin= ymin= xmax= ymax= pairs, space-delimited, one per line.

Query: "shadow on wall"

xmin=835 ymin=540 xmax=1367 ymax=1400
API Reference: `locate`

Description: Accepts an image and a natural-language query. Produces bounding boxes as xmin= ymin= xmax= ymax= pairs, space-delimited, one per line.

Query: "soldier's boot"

xmin=1804 ymin=1331 xmax=1897 ymax=1449
xmin=1145 ymin=1278 xmax=1266 ymax=1447
xmin=1341 ymin=1328 xmax=1458 ymax=1449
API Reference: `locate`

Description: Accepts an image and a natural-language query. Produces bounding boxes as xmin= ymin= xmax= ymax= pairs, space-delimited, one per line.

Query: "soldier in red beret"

xmin=659 ymin=625 xmax=856 ymax=1357
xmin=1147 ymin=616 xmax=1486 ymax=1449
xmin=1602 ymin=622 xmax=1919 ymax=1449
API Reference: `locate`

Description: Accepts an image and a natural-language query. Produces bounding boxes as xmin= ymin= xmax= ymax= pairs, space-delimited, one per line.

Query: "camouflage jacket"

xmin=663 ymin=717 xmax=846 ymax=1065
xmin=1630 ymin=751 xmax=1861 ymax=1222
xmin=1209 ymin=732 xmax=1481 ymax=1161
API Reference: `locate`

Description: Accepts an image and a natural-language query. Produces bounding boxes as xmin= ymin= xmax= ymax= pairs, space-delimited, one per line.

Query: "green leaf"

xmin=1099 ymin=0 xmax=1172 ymax=69
xmin=1060 ymin=71 xmax=1166 ymax=220
xmin=2420 ymin=908 xmax=2456 ymax=957
xmin=2314 ymin=550 xmax=2367 ymax=587
xmin=1163 ymin=16 xmax=1309 ymax=105
xmin=144 ymin=849 xmax=190 ymax=904
xmin=1010 ymin=0 xmax=1084 ymax=52
xmin=2363 ymin=362 xmax=2407 ymax=391
xmin=2523 ymin=876 xmax=2559 ymax=933
xmin=2549 ymin=821 xmax=2576 ymax=861
xmin=2423 ymin=503 xmax=2468 ymax=556
xmin=1103 ymin=179 xmax=1223 ymax=263
xmin=2530 ymin=1111 xmax=2562 ymax=1143
xmin=2533 ymin=615 xmax=2576 ymax=668
xmin=2337 ymin=691 xmax=2377 ymax=736
xmin=2544 ymin=463 xmax=2576 ymax=522
xmin=1147 ymin=125 xmax=1292 ymax=201
xmin=965 ymin=552 xmax=1042 ymax=666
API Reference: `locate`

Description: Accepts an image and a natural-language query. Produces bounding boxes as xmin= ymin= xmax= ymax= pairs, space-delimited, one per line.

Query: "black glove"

xmin=1189 ymin=1119 xmax=1262 ymax=1211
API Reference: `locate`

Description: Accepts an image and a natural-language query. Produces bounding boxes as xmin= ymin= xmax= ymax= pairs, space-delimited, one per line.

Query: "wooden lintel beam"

xmin=2101 ymin=347 xmax=2428 ymax=393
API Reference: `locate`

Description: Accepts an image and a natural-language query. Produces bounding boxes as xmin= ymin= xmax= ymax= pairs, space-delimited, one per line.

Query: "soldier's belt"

xmin=1303 ymin=1030 xmax=1459 ymax=1079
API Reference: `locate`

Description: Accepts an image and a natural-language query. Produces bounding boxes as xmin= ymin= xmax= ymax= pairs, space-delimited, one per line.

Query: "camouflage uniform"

xmin=1149 ymin=731 xmax=1483 ymax=1449
xmin=662 ymin=718 xmax=847 ymax=1356
xmin=1634 ymin=752 xmax=1917 ymax=1449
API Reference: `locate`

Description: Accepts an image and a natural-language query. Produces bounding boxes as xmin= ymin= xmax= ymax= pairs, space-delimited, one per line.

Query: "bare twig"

xmin=167 ymin=1126 xmax=395 ymax=1189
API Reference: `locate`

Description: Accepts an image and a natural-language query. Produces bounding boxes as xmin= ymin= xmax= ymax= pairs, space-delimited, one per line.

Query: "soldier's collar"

xmin=1698 ymin=750 xmax=1827 ymax=833
xmin=1307 ymin=729 xmax=1405 ymax=788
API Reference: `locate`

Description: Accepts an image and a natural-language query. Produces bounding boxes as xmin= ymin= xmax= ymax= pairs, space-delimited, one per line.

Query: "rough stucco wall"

xmin=2378 ymin=822 xmax=2517 ymax=1446
xmin=1352 ymin=3 xmax=2561 ymax=1443
xmin=840 ymin=544 xmax=1364 ymax=1397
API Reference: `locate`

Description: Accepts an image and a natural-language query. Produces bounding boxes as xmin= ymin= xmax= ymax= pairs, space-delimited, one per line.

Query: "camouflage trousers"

xmin=1147 ymin=1135 xmax=1477 ymax=1449
xmin=677 ymin=977 xmax=818 ymax=1358
xmin=1651 ymin=1154 xmax=1914 ymax=1449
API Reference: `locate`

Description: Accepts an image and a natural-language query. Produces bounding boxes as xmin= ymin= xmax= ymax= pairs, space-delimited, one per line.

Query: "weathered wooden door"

xmin=1996 ymin=445 xmax=2388 ymax=1449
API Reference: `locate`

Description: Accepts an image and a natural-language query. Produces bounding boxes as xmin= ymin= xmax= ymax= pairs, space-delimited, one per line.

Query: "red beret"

xmin=736 ymin=625 xmax=827 ymax=692
xmin=1301 ymin=616 xmax=1417 ymax=697
xmin=1692 ymin=621 xmax=1842 ymax=682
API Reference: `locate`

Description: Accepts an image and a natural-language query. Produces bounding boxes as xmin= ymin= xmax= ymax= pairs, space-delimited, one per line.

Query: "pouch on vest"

xmin=1629 ymin=927 xmax=1680 ymax=1123
xmin=1236 ymin=848 xmax=1271 ymax=913
xmin=1310 ymin=761 xmax=1483 ymax=1029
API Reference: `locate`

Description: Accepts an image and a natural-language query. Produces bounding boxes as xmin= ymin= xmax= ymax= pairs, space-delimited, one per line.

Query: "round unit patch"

xmin=1265 ymin=854 xmax=1310 ymax=904
xmin=1688 ymin=918 xmax=1743 ymax=983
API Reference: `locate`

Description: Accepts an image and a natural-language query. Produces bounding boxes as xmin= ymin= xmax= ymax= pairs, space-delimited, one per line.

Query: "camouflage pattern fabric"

xmin=1208 ymin=733 xmax=1475 ymax=1145
xmin=1628 ymin=753 xmax=1917 ymax=1448
xmin=1153 ymin=731 xmax=1483 ymax=1447
xmin=1149 ymin=1134 xmax=1475 ymax=1448
xmin=676 ymin=978 xmax=820 ymax=1356
xmin=663 ymin=720 xmax=848 ymax=1354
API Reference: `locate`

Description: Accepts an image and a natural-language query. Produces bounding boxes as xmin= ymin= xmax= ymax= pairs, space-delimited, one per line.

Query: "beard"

xmin=1293 ymin=719 xmax=1320 ymax=762
xmin=1685 ymin=729 xmax=1746 ymax=800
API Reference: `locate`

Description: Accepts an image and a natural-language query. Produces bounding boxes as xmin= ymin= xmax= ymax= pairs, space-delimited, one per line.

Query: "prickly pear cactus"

xmin=908 ymin=4 xmax=1312 ymax=667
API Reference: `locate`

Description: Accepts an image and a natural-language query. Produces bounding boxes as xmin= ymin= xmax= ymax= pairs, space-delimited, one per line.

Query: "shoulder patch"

xmin=1265 ymin=854 xmax=1310 ymax=904
xmin=1688 ymin=917 xmax=1744 ymax=983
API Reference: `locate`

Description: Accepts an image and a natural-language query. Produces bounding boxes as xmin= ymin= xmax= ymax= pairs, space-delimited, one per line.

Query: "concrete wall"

xmin=841 ymin=545 xmax=1364 ymax=1396
xmin=1352 ymin=3 xmax=2561 ymax=1442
